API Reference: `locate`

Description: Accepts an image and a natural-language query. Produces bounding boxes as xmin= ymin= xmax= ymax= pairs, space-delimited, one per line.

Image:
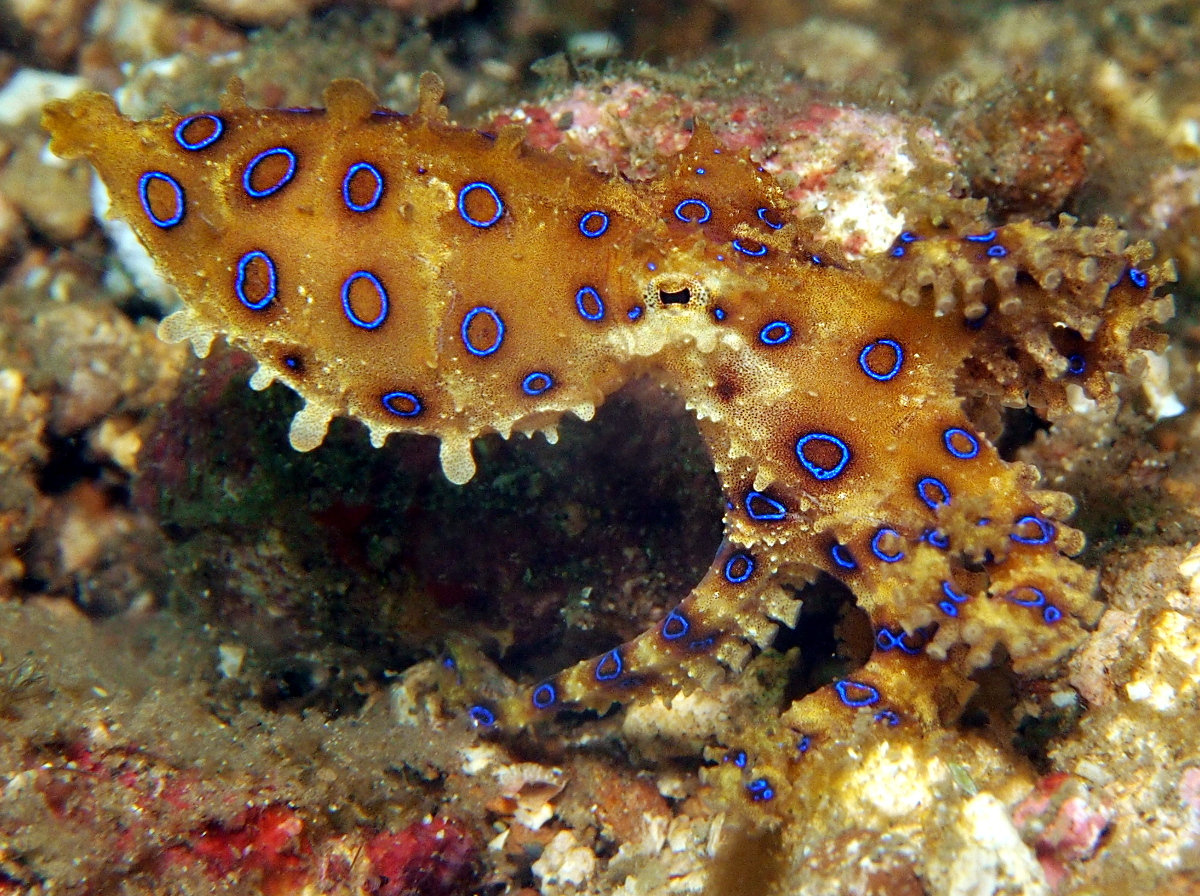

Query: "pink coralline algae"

xmin=365 ymin=816 xmax=481 ymax=896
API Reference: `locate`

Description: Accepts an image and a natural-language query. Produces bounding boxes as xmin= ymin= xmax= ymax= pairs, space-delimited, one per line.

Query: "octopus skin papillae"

xmin=43 ymin=74 xmax=1174 ymax=796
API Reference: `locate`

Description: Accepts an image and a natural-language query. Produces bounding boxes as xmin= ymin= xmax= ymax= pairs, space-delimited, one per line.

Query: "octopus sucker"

xmin=43 ymin=75 xmax=1172 ymax=773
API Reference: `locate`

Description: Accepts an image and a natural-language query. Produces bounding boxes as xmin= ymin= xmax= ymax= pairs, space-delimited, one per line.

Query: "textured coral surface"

xmin=3 ymin=1 xmax=1200 ymax=895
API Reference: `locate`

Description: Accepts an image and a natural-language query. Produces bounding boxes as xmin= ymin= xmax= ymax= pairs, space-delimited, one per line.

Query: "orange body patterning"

xmin=43 ymin=75 xmax=1172 ymax=754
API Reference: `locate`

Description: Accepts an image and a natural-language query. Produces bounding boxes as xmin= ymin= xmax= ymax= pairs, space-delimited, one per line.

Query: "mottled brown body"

xmin=43 ymin=75 xmax=1169 ymax=745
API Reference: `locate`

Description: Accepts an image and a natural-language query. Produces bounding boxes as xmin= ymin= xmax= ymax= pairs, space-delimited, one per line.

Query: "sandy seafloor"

xmin=4 ymin=0 xmax=1200 ymax=894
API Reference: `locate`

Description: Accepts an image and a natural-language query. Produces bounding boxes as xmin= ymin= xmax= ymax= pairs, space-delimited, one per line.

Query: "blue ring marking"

xmin=795 ymin=433 xmax=851 ymax=481
xmin=340 ymin=270 xmax=389 ymax=329
xmin=457 ymin=181 xmax=504 ymax=227
xmin=713 ymin=307 xmax=727 ymax=321
xmin=986 ymin=244 xmax=1008 ymax=258
xmin=858 ymin=338 xmax=904 ymax=381
xmin=579 ymin=210 xmax=610 ymax=237
xmin=595 ymin=648 xmax=623 ymax=682
xmin=810 ymin=255 xmax=823 ymax=265
xmin=916 ymin=477 xmax=951 ymax=510
xmin=674 ymin=199 xmax=712 ymax=224
xmin=899 ymin=231 xmax=919 ymax=243
xmin=725 ymin=750 xmax=747 ymax=767
xmin=468 ymin=705 xmax=496 ymax=727
xmin=242 ymin=147 xmax=297 ymax=198
xmin=628 ymin=306 xmax=643 ymax=321
xmin=943 ymin=427 xmax=980 ymax=459
xmin=926 ymin=530 xmax=950 ymax=550
xmin=234 ymin=250 xmax=277 ymax=310
xmin=747 ymin=779 xmax=774 ymax=802
xmin=174 ymin=114 xmax=224 ymax=151
xmin=876 ymin=628 xmax=920 ymax=655
xmin=381 ymin=391 xmax=422 ymax=417
xmin=1012 ymin=515 xmax=1055 ymax=545
xmin=756 ymin=207 xmax=784 ymax=229
xmin=798 ymin=735 xmax=811 ymax=754
xmin=689 ymin=636 xmax=716 ymax=651
xmin=759 ymin=321 xmax=793 ymax=345
xmin=521 ymin=372 xmax=554 ymax=396
xmin=532 ymin=682 xmax=557 ymax=709
xmin=1129 ymin=267 xmax=1149 ymax=288
xmin=732 ymin=239 xmax=768 ymax=257
xmin=461 ymin=306 xmax=505 ymax=357
xmin=830 ymin=544 xmax=857 ymax=570
xmin=696 ymin=167 xmax=706 ymax=175
xmin=138 ymin=172 xmax=185 ymax=228
xmin=1007 ymin=586 xmax=1046 ymax=607
xmin=575 ymin=286 xmax=605 ymax=321
xmin=939 ymin=601 xmax=959 ymax=617
xmin=890 ymin=246 xmax=906 ymax=257
xmin=942 ymin=581 xmax=969 ymax=604
xmin=1043 ymin=605 xmax=1062 ymax=624
xmin=662 ymin=608 xmax=689 ymax=640
xmin=835 ymin=680 xmax=880 ymax=708
xmin=342 ymin=162 xmax=384 ymax=212
xmin=964 ymin=230 xmax=996 ymax=243
xmin=871 ymin=528 xmax=905 ymax=563
xmin=1067 ymin=355 xmax=1086 ymax=375
xmin=874 ymin=710 xmax=900 ymax=727
xmin=283 ymin=355 xmax=302 ymax=371
xmin=745 ymin=491 xmax=786 ymax=522
xmin=723 ymin=552 xmax=755 ymax=585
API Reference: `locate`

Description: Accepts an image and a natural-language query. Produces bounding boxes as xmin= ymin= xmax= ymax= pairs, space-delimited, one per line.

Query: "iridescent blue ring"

xmin=732 ymin=239 xmax=768 ymax=257
xmin=986 ymin=245 xmax=1008 ymax=258
xmin=138 ymin=171 xmax=185 ymax=228
xmin=532 ymin=682 xmax=557 ymax=709
xmin=724 ymin=552 xmax=755 ymax=584
xmin=747 ymin=779 xmax=775 ymax=802
xmin=340 ymin=270 xmax=388 ymax=329
xmin=745 ymin=491 xmax=786 ymax=521
xmin=575 ymin=286 xmax=605 ymax=321
xmin=579 ymin=210 xmax=610 ymax=237
xmin=522 ymin=372 xmax=554 ymax=396
xmin=835 ymin=680 xmax=880 ymax=708
xmin=457 ymin=181 xmax=504 ymax=227
xmin=943 ymin=427 xmax=980 ymax=459
xmin=661 ymin=608 xmax=690 ymax=640
xmin=858 ymin=338 xmax=904 ymax=381
xmin=1067 ymin=355 xmax=1086 ymax=375
xmin=1043 ymin=605 xmax=1062 ymax=624
xmin=942 ymin=581 xmax=969 ymax=604
xmin=243 ymin=147 xmax=297 ymax=198
xmin=468 ymin=705 xmax=496 ymax=726
xmin=756 ymin=207 xmax=784 ymax=229
xmin=1011 ymin=515 xmax=1054 ymax=545
xmin=926 ymin=530 xmax=950 ymax=550
xmin=234 ymin=250 xmax=276 ymax=310
xmin=795 ymin=433 xmax=851 ymax=481
xmin=1129 ymin=268 xmax=1149 ymax=288
xmin=381 ymin=391 xmax=422 ymax=417
xmin=342 ymin=162 xmax=384 ymax=212
xmin=1007 ymin=586 xmax=1046 ymax=607
xmin=871 ymin=527 xmax=905 ymax=563
xmin=916 ymin=477 xmax=951 ymax=510
xmin=759 ymin=321 xmax=792 ymax=345
xmin=874 ymin=710 xmax=900 ymax=727
xmin=595 ymin=648 xmax=623 ymax=682
xmin=674 ymin=199 xmax=712 ymax=224
xmin=174 ymin=113 xmax=224 ymax=151
xmin=831 ymin=544 xmax=857 ymax=570
xmin=461 ymin=306 xmax=505 ymax=357
xmin=964 ymin=230 xmax=996 ymax=243
xmin=627 ymin=306 xmax=643 ymax=321
xmin=939 ymin=601 xmax=959 ymax=616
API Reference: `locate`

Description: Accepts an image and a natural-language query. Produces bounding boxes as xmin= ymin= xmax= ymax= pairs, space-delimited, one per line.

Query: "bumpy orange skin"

xmin=43 ymin=75 xmax=1169 ymax=749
